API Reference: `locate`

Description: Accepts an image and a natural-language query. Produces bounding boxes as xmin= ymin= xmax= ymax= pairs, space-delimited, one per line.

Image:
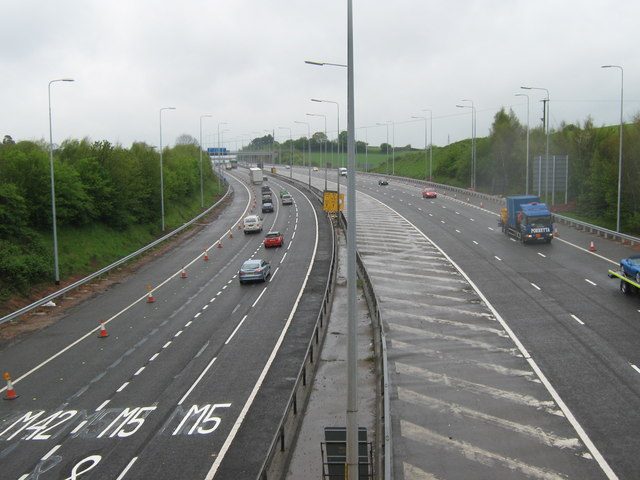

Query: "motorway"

xmin=294 ymin=166 xmax=639 ymax=480
xmin=0 ymin=170 xmax=333 ymax=479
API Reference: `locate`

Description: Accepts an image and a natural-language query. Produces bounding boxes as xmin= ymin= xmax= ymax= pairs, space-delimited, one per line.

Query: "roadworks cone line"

xmin=98 ymin=319 xmax=109 ymax=338
xmin=3 ymin=373 xmax=19 ymax=400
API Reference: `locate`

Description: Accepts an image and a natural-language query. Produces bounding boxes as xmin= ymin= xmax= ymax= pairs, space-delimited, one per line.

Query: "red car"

xmin=264 ymin=231 xmax=284 ymax=248
xmin=422 ymin=188 xmax=437 ymax=199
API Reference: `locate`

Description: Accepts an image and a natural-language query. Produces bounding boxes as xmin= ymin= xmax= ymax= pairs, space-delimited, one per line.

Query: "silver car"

xmin=239 ymin=259 xmax=271 ymax=283
xmin=243 ymin=215 xmax=263 ymax=234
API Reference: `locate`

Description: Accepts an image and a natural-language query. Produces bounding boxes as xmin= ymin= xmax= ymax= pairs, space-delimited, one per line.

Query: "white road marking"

xmin=41 ymin=444 xmax=61 ymax=460
xmin=115 ymin=457 xmax=138 ymax=480
xmin=455 ymin=229 xmax=461 ymax=233
xmin=252 ymin=288 xmax=267 ymax=308
xmin=185 ymin=320 xmax=192 ymax=327
xmin=174 ymin=330 xmax=183 ymax=337
xmin=202 ymin=304 xmax=208 ymax=310
xmin=473 ymin=240 xmax=479 ymax=245
xmin=134 ymin=367 xmax=145 ymax=376
xmin=495 ymin=256 xmax=502 ymax=261
xmin=116 ymin=382 xmax=129 ymax=392
xmin=531 ymin=283 xmax=541 ymax=291
xmin=571 ymin=314 xmax=585 ymax=325
xmin=162 ymin=341 xmax=171 ymax=349
xmin=96 ymin=400 xmax=110 ymax=411
xmin=70 ymin=421 xmax=87 ymax=435
xmin=177 ymin=356 xmax=217 ymax=405
xmin=149 ymin=353 xmax=159 ymax=362
xmin=585 ymin=279 xmax=597 ymax=286
xmin=194 ymin=312 xmax=201 ymax=318
xmin=630 ymin=364 xmax=640 ymax=375
xmin=538 ymin=252 xmax=546 ymax=258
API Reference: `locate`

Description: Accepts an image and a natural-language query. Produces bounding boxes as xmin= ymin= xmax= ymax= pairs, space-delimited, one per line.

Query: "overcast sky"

xmin=2 ymin=1 xmax=638 ymax=152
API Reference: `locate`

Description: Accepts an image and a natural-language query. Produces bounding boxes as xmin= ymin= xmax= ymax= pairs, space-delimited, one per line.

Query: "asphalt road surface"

xmin=0 ymin=170 xmax=333 ymax=480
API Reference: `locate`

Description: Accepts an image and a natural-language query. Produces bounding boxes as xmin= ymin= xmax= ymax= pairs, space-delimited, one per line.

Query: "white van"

xmin=339 ymin=167 xmax=347 ymax=176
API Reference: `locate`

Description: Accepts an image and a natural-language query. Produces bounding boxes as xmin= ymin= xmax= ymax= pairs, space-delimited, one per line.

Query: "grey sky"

xmin=1 ymin=1 xmax=638 ymax=152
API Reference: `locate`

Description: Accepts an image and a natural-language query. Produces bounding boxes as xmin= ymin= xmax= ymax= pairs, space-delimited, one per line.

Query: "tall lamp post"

xmin=294 ymin=120 xmax=312 ymax=187
xmin=199 ymin=114 xmax=212 ymax=208
xmin=48 ymin=78 xmax=74 ymax=285
xmin=521 ymin=86 xmax=549 ymax=200
xmin=411 ymin=114 xmax=429 ymax=180
xmin=422 ymin=109 xmax=433 ymax=180
xmin=278 ymin=126 xmax=293 ymax=178
xmin=376 ymin=122 xmax=390 ymax=175
xmin=311 ymin=98 xmax=341 ymax=168
xmin=514 ymin=94 xmax=530 ymax=195
xmin=307 ymin=113 xmax=328 ymax=190
xmin=159 ymin=107 xmax=176 ymax=232
xmin=217 ymin=122 xmax=228 ymax=191
xmin=602 ymin=65 xmax=624 ymax=233
xmin=456 ymin=100 xmax=476 ymax=189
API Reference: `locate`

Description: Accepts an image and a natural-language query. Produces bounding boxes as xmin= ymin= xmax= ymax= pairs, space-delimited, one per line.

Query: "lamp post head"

xmin=61 ymin=78 xmax=74 ymax=82
xmin=305 ymin=60 xmax=324 ymax=66
xmin=311 ymin=98 xmax=322 ymax=102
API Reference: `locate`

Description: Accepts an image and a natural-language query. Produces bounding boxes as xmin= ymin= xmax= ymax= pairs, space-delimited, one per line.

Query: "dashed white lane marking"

xmin=185 ymin=320 xmax=192 ymax=327
xmin=225 ymin=315 xmax=249 ymax=345
xmin=116 ymin=382 xmax=129 ymax=392
xmin=116 ymin=457 xmax=138 ymax=480
xmin=455 ymin=229 xmax=461 ymax=233
xmin=134 ymin=367 xmax=145 ymax=376
xmin=149 ymin=353 xmax=159 ymax=362
xmin=571 ymin=314 xmax=585 ymax=325
xmin=585 ymin=279 xmax=597 ymax=286
xmin=531 ymin=283 xmax=541 ymax=291
xmin=252 ymin=289 xmax=267 ymax=308
xmin=177 ymin=356 xmax=217 ymax=406
xmin=41 ymin=444 xmax=61 ymax=460
xmin=495 ymin=256 xmax=502 ymax=261
xmin=630 ymin=364 xmax=640 ymax=375
xmin=96 ymin=400 xmax=110 ymax=411
xmin=538 ymin=252 xmax=546 ymax=258
xmin=162 ymin=341 xmax=172 ymax=349
xmin=194 ymin=312 xmax=201 ymax=318
xmin=472 ymin=240 xmax=479 ymax=245
xmin=174 ymin=330 xmax=183 ymax=337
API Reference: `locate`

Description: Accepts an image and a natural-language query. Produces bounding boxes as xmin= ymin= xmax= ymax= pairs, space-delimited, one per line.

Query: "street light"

xmin=521 ymin=86 xmax=550 ymax=200
xmin=376 ymin=122 xmax=390 ymax=175
xmin=48 ymin=78 xmax=74 ymax=285
xmin=312 ymin=98 xmax=342 ymax=202
xmin=159 ymin=107 xmax=176 ymax=232
xmin=456 ymin=100 xmax=476 ymax=189
xmin=217 ymin=122 xmax=228 ymax=191
xmin=411 ymin=115 xmax=429 ymax=180
xmin=307 ymin=113 xmax=328 ymax=190
xmin=304 ymin=60 xmax=347 ymax=68
xmin=422 ymin=109 xmax=433 ymax=180
xmin=602 ymin=65 xmax=624 ymax=233
xmin=199 ymin=114 xmax=212 ymax=209
xmin=514 ymin=94 xmax=530 ymax=195
xmin=278 ymin=126 xmax=293 ymax=178
xmin=294 ymin=120 xmax=312 ymax=187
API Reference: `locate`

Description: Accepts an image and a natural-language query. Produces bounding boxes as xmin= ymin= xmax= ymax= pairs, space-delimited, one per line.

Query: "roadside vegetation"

xmin=0 ymin=135 xmax=223 ymax=302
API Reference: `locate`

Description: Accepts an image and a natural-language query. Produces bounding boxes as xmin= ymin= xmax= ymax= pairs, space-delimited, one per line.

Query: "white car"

xmin=243 ymin=215 xmax=263 ymax=234
xmin=339 ymin=167 xmax=347 ymax=176
xmin=281 ymin=194 xmax=293 ymax=205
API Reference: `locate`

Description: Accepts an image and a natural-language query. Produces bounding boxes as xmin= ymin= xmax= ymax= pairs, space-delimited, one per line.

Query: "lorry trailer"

xmin=249 ymin=167 xmax=263 ymax=185
xmin=498 ymin=195 xmax=553 ymax=244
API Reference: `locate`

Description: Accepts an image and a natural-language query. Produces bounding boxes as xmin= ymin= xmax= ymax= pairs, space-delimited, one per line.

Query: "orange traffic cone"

xmin=217 ymin=242 xmax=223 ymax=248
xmin=203 ymin=249 xmax=209 ymax=261
xmin=181 ymin=267 xmax=187 ymax=279
xmin=230 ymin=232 xmax=234 ymax=239
xmin=98 ymin=319 xmax=109 ymax=338
xmin=467 ymin=197 xmax=470 ymax=203
xmin=554 ymin=226 xmax=558 ymax=237
xmin=589 ymin=241 xmax=596 ymax=252
xmin=237 ymin=225 xmax=242 ymax=230
xmin=3 ymin=372 xmax=19 ymax=400
xmin=480 ymin=201 xmax=484 ymax=208
xmin=147 ymin=286 xmax=155 ymax=303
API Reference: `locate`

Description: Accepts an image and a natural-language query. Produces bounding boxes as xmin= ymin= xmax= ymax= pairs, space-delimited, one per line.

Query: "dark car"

xmin=261 ymin=185 xmax=271 ymax=194
xmin=262 ymin=194 xmax=272 ymax=204
xmin=239 ymin=259 xmax=271 ymax=283
xmin=378 ymin=178 xmax=388 ymax=185
xmin=262 ymin=202 xmax=274 ymax=213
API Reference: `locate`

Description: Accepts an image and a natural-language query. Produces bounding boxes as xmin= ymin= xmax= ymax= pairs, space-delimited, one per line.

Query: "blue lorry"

xmin=498 ymin=195 xmax=554 ymax=244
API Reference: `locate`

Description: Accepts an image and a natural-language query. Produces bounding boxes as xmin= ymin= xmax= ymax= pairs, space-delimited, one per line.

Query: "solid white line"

xmin=205 ymin=179 xmax=320 ymax=480
xmin=115 ymin=457 xmax=138 ymax=480
xmin=134 ymin=367 xmax=145 ymax=376
xmin=96 ymin=400 xmax=110 ymax=411
xmin=116 ymin=382 xmax=129 ymax=392
xmin=585 ymin=279 xmax=597 ymax=286
xmin=41 ymin=444 xmax=61 ymax=460
xmin=571 ymin=314 xmax=585 ymax=325
xmin=177 ymin=357 xmax=217 ymax=406
xmin=225 ymin=316 xmax=248 ymax=345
